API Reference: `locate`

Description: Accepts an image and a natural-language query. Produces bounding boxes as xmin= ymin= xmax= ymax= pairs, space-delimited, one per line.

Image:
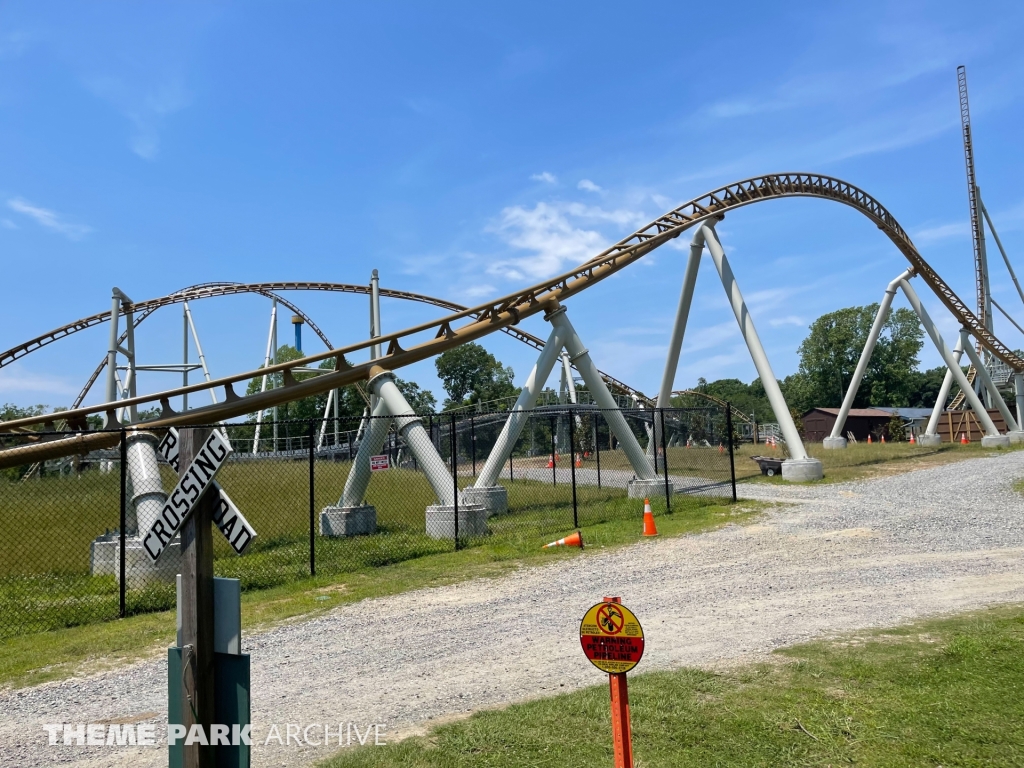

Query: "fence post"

xmin=660 ymin=409 xmax=671 ymax=513
xmin=309 ymin=420 xmax=315 ymax=577
xmin=119 ymin=427 xmax=127 ymax=618
xmin=595 ymin=411 xmax=602 ymax=489
xmin=726 ymin=403 xmax=737 ymax=502
xmin=470 ymin=414 xmax=476 ymax=476
xmin=569 ymin=408 xmax=578 ymax=528
xmin=550 ymin=415 xmax=557 ymax=486
xmin=451 ymin=412 xmax=460 ymax=551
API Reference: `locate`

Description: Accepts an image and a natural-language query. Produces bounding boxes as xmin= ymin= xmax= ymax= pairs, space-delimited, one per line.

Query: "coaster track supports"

xmin=959 ymin=329 xmax=1023 ymax=440
xmin=921 ymin=335 xmax=964 ymax=445
xmin=702 ymin=221 xmax=822 ymax=480
xmin=825 ymin=269 xmax=914 ymax=449
xmin=900 ymin=278 xmax=1007 ymax=446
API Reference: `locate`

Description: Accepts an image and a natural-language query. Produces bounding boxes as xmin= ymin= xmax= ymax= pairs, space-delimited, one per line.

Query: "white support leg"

xmin=469 ymin=324 xmax=566 ymax=513
xmin=546 ymin=306 xmax=666 ymax=496
xmin=898 ymin=279 xmax=1007 ymax=446
xmin=1016 ymin=373 xmax=1024 ymax=430
xmin=960 ymin=330 xmax=1023 ymax=441
xmin=826 ymin=269 xmax=913 ymax=449
xmin=252 ymin=300 xmax=278 ymax=453
xmin=702 ymin=222 xmax=822 ymax=480
xmin=339 ymin=398 xmax=392 ymax=508
xmin=651 ymin=228 xmax=705 ymax=459
xmin=920 ymin=335 xmax=964 ymax=446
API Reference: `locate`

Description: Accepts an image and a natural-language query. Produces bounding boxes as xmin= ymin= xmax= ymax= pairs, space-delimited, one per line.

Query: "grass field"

xmin=0 ymin=494 xmax=758 ymax=689
xmin=320 ymin=605 xmax=1024 ymax=767
xmin=0 ymin=455 xmax=671 ymax=638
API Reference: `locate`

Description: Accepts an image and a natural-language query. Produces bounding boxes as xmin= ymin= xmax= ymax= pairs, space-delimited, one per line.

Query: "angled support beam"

xmin=899 ymin=278 xmax=1007 ymax=446
xmin=546 ymin=305 xmax=663 ymax=494
xmin=922 ymin=334 xmax=964 ymax=443
xmin=702 ymin=222 xmax=822 ymax=480
xmin=252 ymin=299 xmax=278 ymax=453
xmin=960 ymin=329 xmax=1023 ymax=440
xmin=825 ymin=269 xmax=913 ymax=448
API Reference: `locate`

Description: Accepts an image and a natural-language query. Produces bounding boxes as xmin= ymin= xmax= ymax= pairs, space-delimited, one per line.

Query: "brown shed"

xmin=801 ymin=407 xmax=893 ymax=443
xmin=936 ymin=409 xmax=1008 ymax=442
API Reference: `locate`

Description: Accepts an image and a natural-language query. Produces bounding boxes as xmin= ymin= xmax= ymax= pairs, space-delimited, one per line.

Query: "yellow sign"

xmin=579 ymin=601 xmax=645 ymax=674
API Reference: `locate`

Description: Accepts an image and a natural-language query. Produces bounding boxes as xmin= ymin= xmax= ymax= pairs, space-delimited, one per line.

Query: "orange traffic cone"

xmin=881 ymin=434 xmax=886 ymax=444
xmin=909 ymin=433 xmax=916 ymax=444
xmin=642 ymin=498 xmax=659 ymax=537
xmin=542 ymin=530 xmax=584 ymax=549
xmin=718 ymin=443 xmax=724 ymax=454
xmin=867 ymin=434 xmax=872 ymax=444
xmin=961 ymin=432 xmax=969 ymax=445
xmin=575 ymin=455 xmax=582 ymax=468
xmin=546 ymin=458 xmax=554 ymax=468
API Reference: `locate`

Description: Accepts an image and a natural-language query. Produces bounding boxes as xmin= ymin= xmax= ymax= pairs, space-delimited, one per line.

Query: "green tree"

xmin=435 ymin=343 xmax=518 ymax=409
xmin=796 ymin=305 xmax=923 ymax=408
xmin=395 ymin=378 xmax=437 ymax=415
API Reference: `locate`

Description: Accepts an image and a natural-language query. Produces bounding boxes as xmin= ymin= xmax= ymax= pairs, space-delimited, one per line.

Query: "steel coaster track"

xmin=2 ymin=281 xmax=649 ymax=412
xmin=3 ymin=172 xmax=1022 ymax=467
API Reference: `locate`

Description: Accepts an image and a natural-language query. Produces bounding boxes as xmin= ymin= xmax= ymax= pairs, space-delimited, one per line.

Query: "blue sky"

xmin=2 ymin=1 xmax=1024 ymax=413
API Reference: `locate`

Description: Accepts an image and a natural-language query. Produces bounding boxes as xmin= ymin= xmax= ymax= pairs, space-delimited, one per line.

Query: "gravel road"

xmin=4 ymin=450 xmax=1024 ymax=767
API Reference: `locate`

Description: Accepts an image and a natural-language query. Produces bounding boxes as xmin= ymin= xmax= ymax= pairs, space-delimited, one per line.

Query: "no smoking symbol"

xmin=597 ymin=604 xmax=624 ymax=635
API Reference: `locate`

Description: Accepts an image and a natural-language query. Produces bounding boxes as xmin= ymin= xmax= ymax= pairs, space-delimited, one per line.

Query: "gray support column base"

xmin=460 ymin=485 xmax=508 ymax=517
xmin=320 ymin=505 xmax=377 ymax=537
xmin=627 ymin=477 xmax=674 ymax=499
xmin=425 ymin=503 xmax=488 ymax=539
xmin=981 ymin=435 xmax=1011 ymax=448
xmin=823 ymin=436 xmax=848 ymax=450
xmin=1006 ymin=431 xmax=1024 ymax=444
xmin=916 ymin=434 xmax=943 ymax=447
xmin=781 ymin=458 xmax=824 ymax=482
xmin=90 ymin=534 xmax=182 ymax=587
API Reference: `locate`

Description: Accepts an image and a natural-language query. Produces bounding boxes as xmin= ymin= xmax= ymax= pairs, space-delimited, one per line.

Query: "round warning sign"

xmin=579 ymin=601 xmax=645 ymax=674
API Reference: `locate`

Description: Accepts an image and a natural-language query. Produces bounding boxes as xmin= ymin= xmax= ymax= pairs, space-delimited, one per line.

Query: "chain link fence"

xmin=0 ymin=405 xmax=736 ymax=640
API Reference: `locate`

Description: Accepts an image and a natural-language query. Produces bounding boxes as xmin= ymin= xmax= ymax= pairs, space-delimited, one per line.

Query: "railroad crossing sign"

xmin=580 ymin=601 xmax=645 ymax=674
xmin=141 ymin=429 xmax=257 ymax=562
xmin=369 ymin=454 xmax=389 ymax=471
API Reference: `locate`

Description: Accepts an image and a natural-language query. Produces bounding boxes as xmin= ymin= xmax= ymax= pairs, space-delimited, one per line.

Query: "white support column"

xmin=125 ymin=307 xmax=137 ymax=424
xmin=921 ymin=334 xmax=964 ymax=445
xmin=1015 ymin=373 xmax=1024 ymax=430
xmin=547 ymin=305 xmax=665 ymax=495
xmin=184 ymin=301 xmax=217 ymax=405
xmin=372 ymin=370 xmax=456 ymax=506
xmin=103 ymin=289 xmax=132 ymax=426
xmin=318 ymin=390 xmax=333 ymax=449
xmin=702 ymin=222 xmax=822 ymax=480
xmin=960 ymin=330 xmax=1023 ymax=441
xmin=825 ymin=269 xmax=913 ymax=449
xmin=252 ymin=300 xmax=278 ymax=453
xmin=468 ymin=324 xmax=567 ymax=513
xmin=182 ymin=304 xmax=189 ymax=413
xmin=651 ymin=228 xmax=705 ymax=461
xmin=339 ymin=398 xmax=392 ymax=507
xmin=898 ymin=278 xmax=1007 ymax=446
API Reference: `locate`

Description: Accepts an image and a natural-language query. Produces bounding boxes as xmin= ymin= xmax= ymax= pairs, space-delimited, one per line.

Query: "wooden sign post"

xmin=179 ymin=427 xmax=218 ymax=768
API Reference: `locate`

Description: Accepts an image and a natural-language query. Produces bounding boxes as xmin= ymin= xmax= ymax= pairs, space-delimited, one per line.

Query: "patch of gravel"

xmin=3 ymin=451 xmax=1023 ymax=767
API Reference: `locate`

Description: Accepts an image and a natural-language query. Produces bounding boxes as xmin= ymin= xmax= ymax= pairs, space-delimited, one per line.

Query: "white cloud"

xmin=769 ymin=315 xmax=805 ymax=327
xmin=530 ymin=172 xmax=557 ymax=184
xmin=913 ymin=221 xmax=970 ymax=244
xmin=578 ymin=179 xmax=602 ymax=193
xmin=85 ymin=76 xmax=190 ymax=160
xmin=0 ymin=367 xmax=78 ymax=398
xmin=486 ymin=201 xmax=648 ymax=281
xmin=462 ymin=283 xmax=497 ymax=300
xmin=7 ymin=199 xmax=91 ymax=240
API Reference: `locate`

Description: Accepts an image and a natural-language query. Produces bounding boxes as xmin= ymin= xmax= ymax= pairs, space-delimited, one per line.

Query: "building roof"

xmin=871 ymin=407 xmax=934 ymax=419
xmin=803 ymin=407 xmax=893 ymax=418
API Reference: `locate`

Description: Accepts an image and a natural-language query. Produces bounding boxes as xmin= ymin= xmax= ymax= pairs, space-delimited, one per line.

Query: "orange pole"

xmin=603 ymin=596 xmax=634 ymax=768
xmin=609 ymin=672 xmax=633 ymax=768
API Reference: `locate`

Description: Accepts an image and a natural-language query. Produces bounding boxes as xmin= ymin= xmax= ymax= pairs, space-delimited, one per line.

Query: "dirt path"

xmin=3 ymin=450 xmax=1024 ymax=767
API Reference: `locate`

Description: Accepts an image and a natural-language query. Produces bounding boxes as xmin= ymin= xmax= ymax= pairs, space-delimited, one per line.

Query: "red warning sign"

xmin=579 ymin=601 xmax=645 ymax=674
xmin=369 ymin=455 xmax=389 ymax=471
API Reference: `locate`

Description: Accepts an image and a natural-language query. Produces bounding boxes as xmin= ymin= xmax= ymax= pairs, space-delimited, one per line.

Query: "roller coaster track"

xmin=2 ymin=281 xmax=649 ymax=412
xmin=4 ymin=173 xmax=1023 ymax=467
xmin=671 ymin=391 xmax=754 ymax=425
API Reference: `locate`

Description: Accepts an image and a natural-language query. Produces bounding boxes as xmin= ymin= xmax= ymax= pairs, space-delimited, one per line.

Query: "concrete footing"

xmin=627 ymin=477 xmax=674 ymax=499
xmin=425 ymin=504 xmax=488 ymax=539
xmin=320 ymin=505 xmax=377 ymax=537
xmin=90 ymin=533 xmax=182 ymax=587
xmin=460 ymin=485 xmax=508 ymax=517
xmin=781 ymin=458 xmax=824 ymax=482
xmin=1006 ymin=431 xmax=1024 ymax=444
xmin=916 ymin=433 xmax=942 ymax=447
xmin=822 ymin=436 xmax=848 ymax=450
xmin=981 ymin=435 xmax=1011 ymax=448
